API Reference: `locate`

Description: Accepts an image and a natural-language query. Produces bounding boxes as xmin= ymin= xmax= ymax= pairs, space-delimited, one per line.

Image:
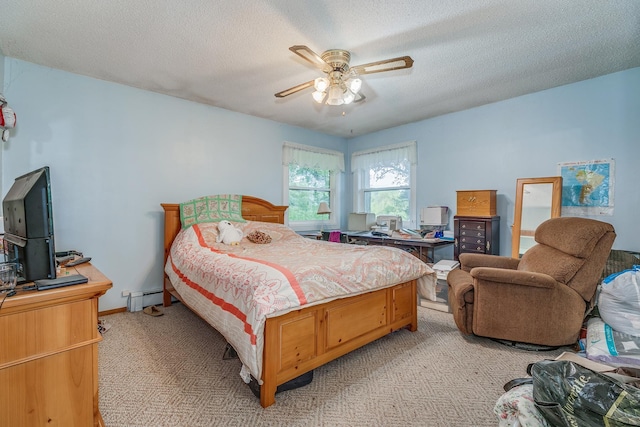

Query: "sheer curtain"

xmin=351 ymin=141 xmax=417 ymax=171
xmin=283 ymin=142 xmax=345 ymax=171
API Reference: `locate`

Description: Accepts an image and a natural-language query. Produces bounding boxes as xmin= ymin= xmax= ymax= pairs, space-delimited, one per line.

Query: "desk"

xmin=345 ymin=232 xmax=454 ymax=263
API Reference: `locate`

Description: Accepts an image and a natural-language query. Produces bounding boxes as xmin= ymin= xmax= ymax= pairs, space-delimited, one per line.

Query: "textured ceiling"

xmin=1 ymin=0 xmax=639 ymax=138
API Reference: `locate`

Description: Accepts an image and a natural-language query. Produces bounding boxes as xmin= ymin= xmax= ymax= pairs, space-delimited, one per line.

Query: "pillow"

xmin=180 ymin=194 xmax=246 ymax=228
xmin=246 ymin=230 xmax=272 ymax=244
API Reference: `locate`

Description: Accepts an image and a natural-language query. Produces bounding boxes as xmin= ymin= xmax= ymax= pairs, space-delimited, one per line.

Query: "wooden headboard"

xmin=161 ymin=196 xmax=288 ymax=263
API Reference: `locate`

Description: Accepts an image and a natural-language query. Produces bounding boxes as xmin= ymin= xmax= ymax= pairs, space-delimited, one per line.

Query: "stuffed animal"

xmin=216 ymin=220 xmax=243 ymax=245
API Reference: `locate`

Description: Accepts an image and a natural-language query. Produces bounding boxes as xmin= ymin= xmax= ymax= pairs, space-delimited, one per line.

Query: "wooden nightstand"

xmin=0 ymin=263 xmax=112 ymax=427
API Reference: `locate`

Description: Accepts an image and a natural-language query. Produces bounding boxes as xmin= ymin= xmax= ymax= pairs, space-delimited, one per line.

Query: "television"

xmin=2 ymin=166 xmax=56 ymax=283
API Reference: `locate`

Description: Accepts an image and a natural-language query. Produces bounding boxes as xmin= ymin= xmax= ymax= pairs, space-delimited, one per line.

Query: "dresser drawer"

xmin=459 ymin=243 xmax=486 ymax=254
xmin=459 ymin=235 xmax=485 ymax=245
xmin=0 ymin=299 xmax=97 ymax=367
xmin=459 ymin=220 xmax=486 ymax=231
xmin=459 ymin=226 xmax=486 ymax=238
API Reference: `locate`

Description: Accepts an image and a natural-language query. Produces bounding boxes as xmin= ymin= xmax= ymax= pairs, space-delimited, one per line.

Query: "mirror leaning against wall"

xmin=511 ymin=176 xmax=563 ymax=258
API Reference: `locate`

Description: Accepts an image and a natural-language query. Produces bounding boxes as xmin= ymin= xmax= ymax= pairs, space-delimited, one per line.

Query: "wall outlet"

xmin=122 ymin=290 xmax=130 ymax=297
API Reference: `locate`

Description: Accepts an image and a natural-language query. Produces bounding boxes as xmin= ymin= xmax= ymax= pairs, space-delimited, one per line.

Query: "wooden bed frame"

xmin=161 ymin=196 xmax=418 ymax=407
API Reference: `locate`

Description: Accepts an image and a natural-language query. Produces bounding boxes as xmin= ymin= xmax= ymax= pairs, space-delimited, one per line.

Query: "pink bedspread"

xmin=165 ymin=221 xmax=433 ymax=382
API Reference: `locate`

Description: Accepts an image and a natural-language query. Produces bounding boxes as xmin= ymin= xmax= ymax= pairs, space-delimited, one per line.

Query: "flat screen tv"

xmin=2 ymin=166 xmax=56 ymax=283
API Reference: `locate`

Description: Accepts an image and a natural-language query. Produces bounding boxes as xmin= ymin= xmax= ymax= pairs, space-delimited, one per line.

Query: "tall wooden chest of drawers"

xmin=0 ymin=263 xmax=112 ymax=427
xmin=454 ymin=215 xmax=500 ymax=260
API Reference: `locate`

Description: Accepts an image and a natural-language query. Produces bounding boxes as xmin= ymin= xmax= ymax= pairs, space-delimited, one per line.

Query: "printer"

xmin=348 ymin=213 xmax=376 ymax=231
xmin=420 ymin=206 xmax=449 ymax=227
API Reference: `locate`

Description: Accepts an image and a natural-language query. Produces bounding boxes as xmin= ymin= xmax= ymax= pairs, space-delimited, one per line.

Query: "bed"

xmin=161 ymin=195 xmax=434 ymax=407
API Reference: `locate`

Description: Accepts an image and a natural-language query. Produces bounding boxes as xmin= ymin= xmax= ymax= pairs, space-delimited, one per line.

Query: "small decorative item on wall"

xmin=0 ymin=93 xmax=17 ymax=142
xmin=557 ymin=158 xmax=615 ymax=216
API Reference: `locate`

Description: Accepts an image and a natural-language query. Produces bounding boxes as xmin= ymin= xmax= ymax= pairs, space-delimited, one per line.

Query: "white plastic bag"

xmin=598 ymin=266 xmax=640 ymax=337
xmin=586 ymin=317 xmax=640 ymax=367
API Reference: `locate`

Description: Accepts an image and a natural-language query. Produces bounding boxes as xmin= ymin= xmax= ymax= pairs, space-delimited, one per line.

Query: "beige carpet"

xmin=98 ymin=303 xmax=567 ymax=426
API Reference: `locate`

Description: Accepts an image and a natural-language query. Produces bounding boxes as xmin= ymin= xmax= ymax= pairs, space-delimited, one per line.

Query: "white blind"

xmin=283 ymin=142 xmax=345 ymax=172
xmin=351 ymin=141 xmax=417 ymax=171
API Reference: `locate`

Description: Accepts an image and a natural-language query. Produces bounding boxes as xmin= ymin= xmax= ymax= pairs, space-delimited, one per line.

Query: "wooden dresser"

xmin=453 ymin=215 xmax=500 ymax=260
xmin=0 ymin=263 xmax=112 ymax=427
xmin=454 ymin=189 xmax=500 ymax=260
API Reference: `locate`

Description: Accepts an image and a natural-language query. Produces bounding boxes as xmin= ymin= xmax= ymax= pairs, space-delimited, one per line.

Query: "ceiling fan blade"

xmin=274 ymin=80 xmax=315 ymax=98
xmin=289 ymin=45 xmax=332 ymax=73
xmin=350 ymin=56 xmax=414 ymax=75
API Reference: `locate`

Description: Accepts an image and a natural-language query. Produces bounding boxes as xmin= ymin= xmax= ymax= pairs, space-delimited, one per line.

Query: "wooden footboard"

xmin=260 ymin=279 xmax=417 ymax=407
xmin=161 ymin=198 xmax=419 ymax=408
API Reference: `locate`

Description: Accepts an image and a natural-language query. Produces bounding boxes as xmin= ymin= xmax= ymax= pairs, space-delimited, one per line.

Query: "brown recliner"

xmin=447 ymin=217 xmax=615 ymax=347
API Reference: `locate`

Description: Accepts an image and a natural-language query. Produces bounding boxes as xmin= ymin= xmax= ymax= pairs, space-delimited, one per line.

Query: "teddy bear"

xmin=216 ymin=220 xmax=243 ymax=245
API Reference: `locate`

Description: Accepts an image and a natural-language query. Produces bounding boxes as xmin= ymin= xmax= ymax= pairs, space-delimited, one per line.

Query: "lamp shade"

xmin=314 ymin=77 xmax=329 ymax=92
xmin=312 ymin=90 xmax=326 ymax=103
xmin=347 ymin=78 xmax=362 ymax=93
xmin=317 ymin=202 xmax=332 ymax=215
xmin=326 ymin=85 xmax=344 ymax=106
xmin=343 ymin=89 xmax=355 ymax=104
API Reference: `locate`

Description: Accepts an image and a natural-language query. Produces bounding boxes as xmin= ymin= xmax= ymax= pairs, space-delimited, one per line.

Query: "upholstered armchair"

xmin=447 ymin=217 xmax=615 ymax=347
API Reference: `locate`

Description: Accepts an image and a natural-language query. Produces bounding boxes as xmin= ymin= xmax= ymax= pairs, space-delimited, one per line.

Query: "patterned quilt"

xmin=165 ymin=221 xmax=434 ymax=383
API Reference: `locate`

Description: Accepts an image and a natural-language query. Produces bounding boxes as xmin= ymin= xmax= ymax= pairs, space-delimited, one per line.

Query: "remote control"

xmin=65 ymin=257 xmax=92 ymax=267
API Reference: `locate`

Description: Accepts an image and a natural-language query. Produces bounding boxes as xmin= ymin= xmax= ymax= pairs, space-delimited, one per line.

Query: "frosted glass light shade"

xmin=314 ymin=77 xmax=329 ymax=92
xmin=312 ymin=90 xmax=326 ymax=103
xmin=347 ymin=78 xmax=362 ymax=93
xmin=343 ymin=89 xmax=355 ymax=104
xmin=326 ymin=85 xmax=344 ymax=105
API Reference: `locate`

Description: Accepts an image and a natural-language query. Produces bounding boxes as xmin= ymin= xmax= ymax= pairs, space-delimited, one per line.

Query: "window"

xmin=283 ymin=142 xmax=344 ymax=231
xmin=351 ymin=141 xmax=417 ymax=227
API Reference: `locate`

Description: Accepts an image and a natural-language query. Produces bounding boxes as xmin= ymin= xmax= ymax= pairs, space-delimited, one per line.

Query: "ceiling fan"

xmin=274 ymin=45 xmax=414 ymax=106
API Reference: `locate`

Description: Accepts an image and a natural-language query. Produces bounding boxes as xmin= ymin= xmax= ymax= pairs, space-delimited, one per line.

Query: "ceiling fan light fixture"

xmin=276 ymin=46 xmax=413 ymax=106
xmin=314 ymin=77 xmax=329 ymax=92
xmin=326 ymin=85 xmax=344 ymax=105
xmin=343 ymin=89 xmax=355 ymax=104
xmin=312 ymin=90 xmax=326 ymax=103
xmin=347 ymin=78 xmax=362 ymax=94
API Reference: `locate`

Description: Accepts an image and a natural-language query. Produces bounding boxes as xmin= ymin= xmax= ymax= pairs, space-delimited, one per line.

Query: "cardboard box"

xmin=456 ymin=190 xmax=497 ymax=216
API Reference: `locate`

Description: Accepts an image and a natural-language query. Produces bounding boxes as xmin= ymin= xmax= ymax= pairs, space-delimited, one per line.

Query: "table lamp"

xmin=317 ymin=202 xmax=332 ymax=232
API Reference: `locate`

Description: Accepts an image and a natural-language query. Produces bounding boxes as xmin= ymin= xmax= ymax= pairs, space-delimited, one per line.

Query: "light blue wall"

xmin=0 ymin=51 xmax=4 ymax=193
xmin=348 ymin=67 xmax=640 ymax=258
xmin=1 ymin=58 xmax=345 ymax=310
xmin=3 ymin=57 xmax=639 ymax=311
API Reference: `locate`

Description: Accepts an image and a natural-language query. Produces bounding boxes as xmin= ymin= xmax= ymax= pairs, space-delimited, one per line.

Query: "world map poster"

xmin=558 ymin=158 xmax=615 ymax=216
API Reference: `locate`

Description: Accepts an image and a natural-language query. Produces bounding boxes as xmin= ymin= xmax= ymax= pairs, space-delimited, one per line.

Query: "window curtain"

xmin=283 ymin=142 xmax=345 ymax=172
xmin=351 ymin=141 xmax=417 ymax=171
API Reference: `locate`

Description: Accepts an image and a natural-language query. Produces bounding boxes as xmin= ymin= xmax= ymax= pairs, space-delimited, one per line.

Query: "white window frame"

xmin=282 ymin=142 xmax=344 ymax=231
xmin=351 ymin=141 xmax=417 ymax=228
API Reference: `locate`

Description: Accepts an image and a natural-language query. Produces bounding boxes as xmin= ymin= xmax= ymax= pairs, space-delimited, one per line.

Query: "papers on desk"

xmin=399 ymin=228 xmax=422 ymax=238
xmin=394 ymin=229 xmax=445 ymax=242
xmin=350 ymin=229 xmax=453 ymax=243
